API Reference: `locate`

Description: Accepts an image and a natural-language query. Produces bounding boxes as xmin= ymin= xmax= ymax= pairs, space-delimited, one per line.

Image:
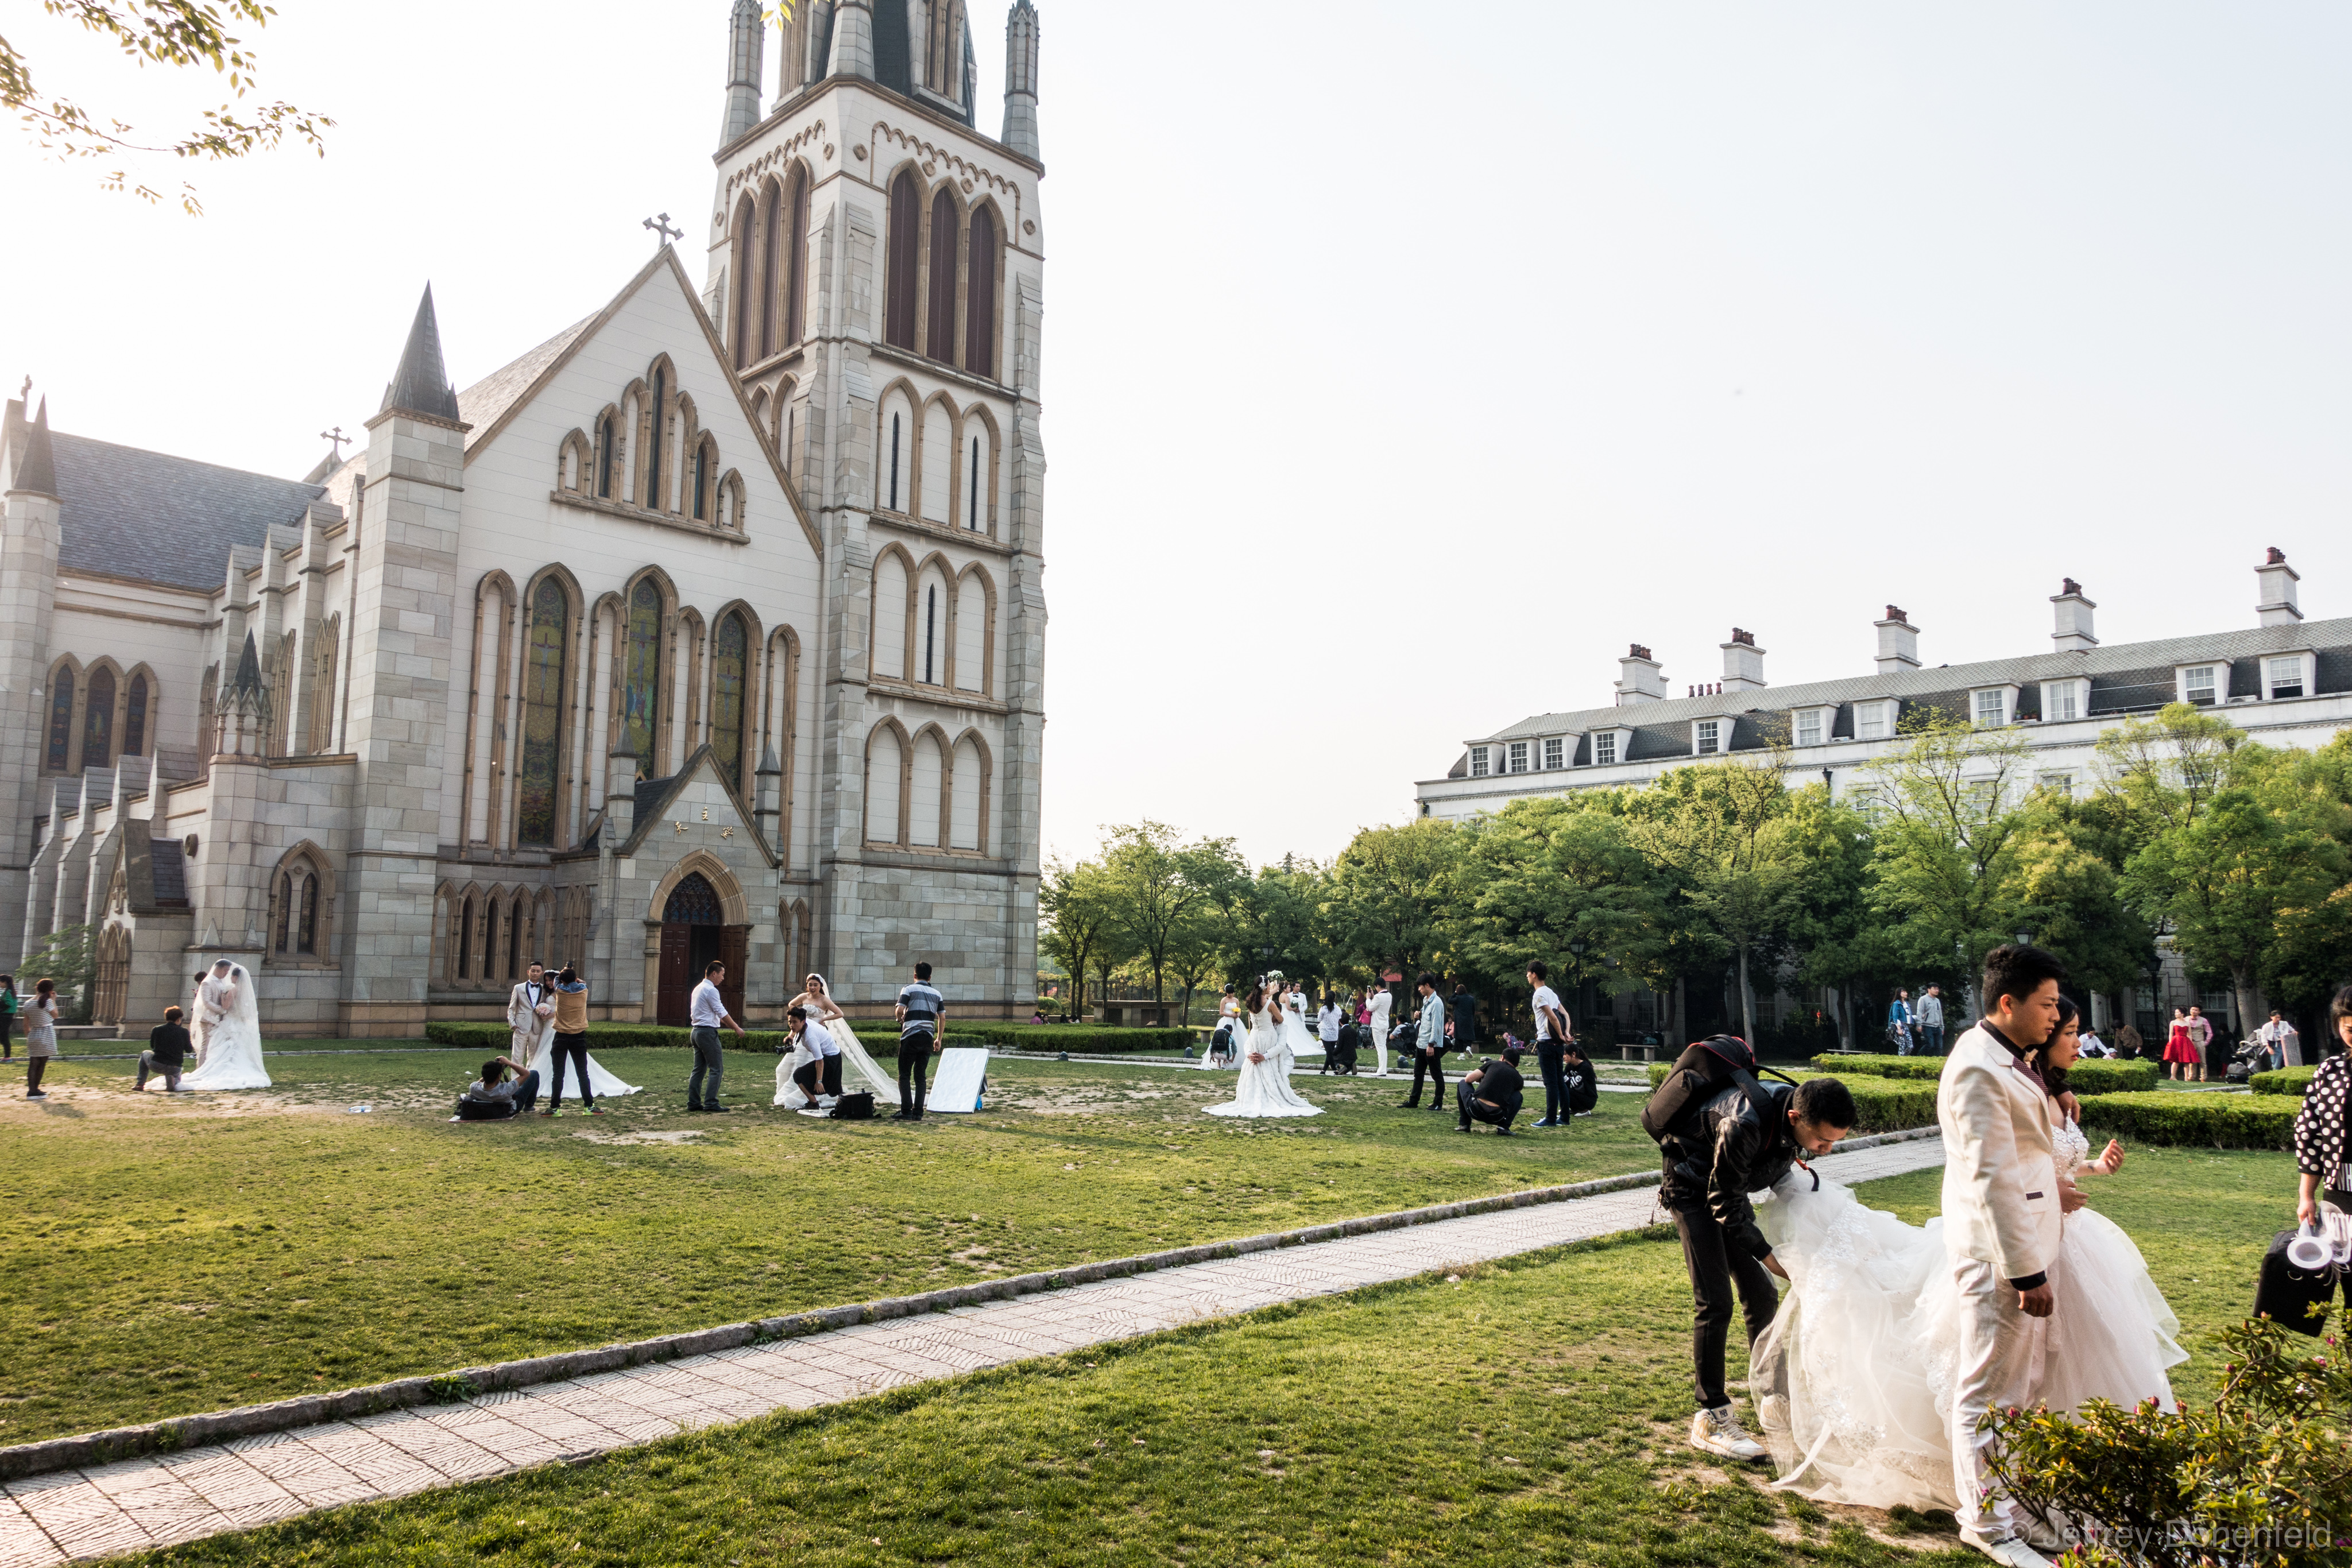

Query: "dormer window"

xmin=2041 ymin=677 xmax=2087 ymax=723
xmin=1595 ymin=730 xmax=1621 ymax=767
xmin=1470 ymin=746 xmax=1491 ymax=778
xmin=1694 ymin=719 xmax=1721 ymax=756
xmin=2179 ymin=664 xmax=2219 ymax=707
xmin=1542 ymin=737 xmax=1565 ymax=771
xmin=1856 ymin=700 xmax=1893 ymax=741
xmin=1790 ymin=706 xmax=1834 ymax=748
xmin=1507 ymin=741 xmax=1528 ymax=775
xmin=2265 ymin=653 xmax=2312 ymax=700
xmin=1972 ymin=688 xmax=2011 ymax=728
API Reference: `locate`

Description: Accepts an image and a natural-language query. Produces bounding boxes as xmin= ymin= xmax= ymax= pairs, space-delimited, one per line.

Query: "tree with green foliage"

xmin=1037 ymin=859 xmax=1129 ymax=1022
xmin=18 ymin=923 xmax=96 ymax=1024
xmin=5 ymin=1 xmax=331 ymax=212
xmin=1321 ymin=820 xmax=1463 ymax=988
xmin=1455 ymin=794 xmax=1671 ymax=1000
xmin=1863 ymin=714 xmax=2039 ymax=996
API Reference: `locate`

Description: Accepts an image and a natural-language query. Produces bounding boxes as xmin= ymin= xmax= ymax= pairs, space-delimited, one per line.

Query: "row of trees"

xmin=1039 ymin=707 xmax=2352 ymax=1050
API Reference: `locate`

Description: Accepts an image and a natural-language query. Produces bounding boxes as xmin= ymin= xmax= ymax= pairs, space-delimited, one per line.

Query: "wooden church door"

xmin=657 ymin=872 xmax=725 ymax=1025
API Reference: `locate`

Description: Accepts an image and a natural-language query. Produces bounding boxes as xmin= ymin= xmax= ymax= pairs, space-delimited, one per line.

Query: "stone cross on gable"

xmin=643 ymin=212 xmax=683 ymax=249
xmin=319 ymin=426 xmax=350 ymax=459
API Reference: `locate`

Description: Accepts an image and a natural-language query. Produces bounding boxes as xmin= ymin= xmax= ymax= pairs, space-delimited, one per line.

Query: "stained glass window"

xmin=298 ymin=873 xmax=318 ymax=954
xmin=274 ymin=874 xmax=293 ymax=952
xmin=125 ymin=674 xmax=148 ymax=757
xmin=519 ymin=578 xmax=568 ymax=846
xmin=711 ymin=613 xmax=747 ymax=794
xmin=83 ymin=666 xmax=115 ymax=770
xmin=623 ymin=579 xmax=663 ymax=773
xmin=45 ymin=667 xmax=73 ymax=772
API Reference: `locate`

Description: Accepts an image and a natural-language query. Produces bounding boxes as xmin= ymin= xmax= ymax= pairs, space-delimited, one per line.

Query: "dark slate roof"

xmin=48 ymin=431 xmax=322 ymax=592
xmin=1473 ymin=616 xmax=2352 ymax=748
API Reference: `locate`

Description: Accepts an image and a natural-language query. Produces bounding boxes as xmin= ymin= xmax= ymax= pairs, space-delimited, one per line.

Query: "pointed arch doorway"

xmin=655 ymin=870 xmax=748 ymax=1024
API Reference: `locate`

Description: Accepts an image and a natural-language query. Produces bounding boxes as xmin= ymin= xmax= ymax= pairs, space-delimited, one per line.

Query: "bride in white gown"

xmin=775 ymin=973 xmax=900 ymax=1110
xmin=1204 ymin=978 xmax=1322 ymax=1119
xmin=1751 ymin=998 xmax=2184 ymax=1510
xmin=179 ymin=960 xmax=271 ymax=1091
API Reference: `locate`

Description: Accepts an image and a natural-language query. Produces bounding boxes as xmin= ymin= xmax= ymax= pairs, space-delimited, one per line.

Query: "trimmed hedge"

xmin=2075 ymin=1091 xmax=2306 ymax=1151
xmin=1808 ymin=1053 xmax=2160 ymax=1096
xmin=422 ymin=1021 xmax=1194 ymax=1058
xmin=1641 ymin=1063 xmax=1936 ymax=1135
xmin=2250 ymin=1066 xmax=2319 ymax=1097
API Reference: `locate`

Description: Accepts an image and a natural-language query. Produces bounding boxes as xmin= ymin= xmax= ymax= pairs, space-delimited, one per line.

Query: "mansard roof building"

xmin=1 ymin=0 xmax=1050 ymax=1035
xmin=1418 ymin=552 xmax=2352 ymax=820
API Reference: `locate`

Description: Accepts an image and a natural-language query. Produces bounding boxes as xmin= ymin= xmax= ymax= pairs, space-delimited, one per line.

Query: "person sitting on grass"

xmin=136 ymin=1006 xmax=194 ymax=1092
xmin=1456 ymin=1042 xmax=1528 ymax=1136
xmin=458 ymin=1056 xmax=540 ymax=1121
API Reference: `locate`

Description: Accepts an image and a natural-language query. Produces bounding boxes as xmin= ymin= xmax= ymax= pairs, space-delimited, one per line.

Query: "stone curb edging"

xmin=0 ymin=1125 xmax=1941 ymax=1484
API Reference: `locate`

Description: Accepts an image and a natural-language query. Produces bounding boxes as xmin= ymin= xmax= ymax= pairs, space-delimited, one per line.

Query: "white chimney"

xmin=1874 ymin=606 xmax=1920 ymax=675
xmin=1720 ymin=628 xmax=1766 ymax=692
xmin=2257 ymin=547 xmax=2303 ymax=627
xmin=1616 ymin=643 xmax=1666 ymax=705
xmin=2051 ymin=578 xmax=2098 ymax=654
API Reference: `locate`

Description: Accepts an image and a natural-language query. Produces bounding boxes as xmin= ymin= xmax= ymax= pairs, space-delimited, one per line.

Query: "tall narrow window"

xmin=784 ymin=165 xmax=810 ymax=346
xmin=623 ymin=578 xmax=663 ymax=772
xmin=965 ymin=204 xmax=997 ymax=375
xmin=644 ymin=368 xmax=666 ymax=511
xmin=711 ymin=613 xmax=748 ymax=795
xmin=885 ymin=171 xmax=922 ymax=350
xmin=519 ymin=578 xmax=568 ymax=846
xmin=123 ymin=673 xmax=149 ymax=758
xmin=732 ymin=195 xmax=757 ymax=367
xmin=83 ymin=667 xmax=115 ymax=771
xmin=926 ymin=186 xmax=960 ymax=362
xmin=506 ymin=902 xmax=522 ymax=979
xmin=297 ymin=873 xmax=318 ymax=954
xmin=274 ymin=873 xmax=293 ymax=952
xmin=923 ymin=587 xmax=938 ymax=684
xmin=597 ymin=416 xmax=617 ymax=499
xmin=457 ymin=899 xmax=474 ymax=981
xmin=888 ymin=414 xmax=903 ymax=510
xmin=759 ymin=183 xmax=782 ymax=358
xmin=968 ymin=437 xmax=981 ymax=529
xmin=693 ymin=442 xmax=710 ymax=521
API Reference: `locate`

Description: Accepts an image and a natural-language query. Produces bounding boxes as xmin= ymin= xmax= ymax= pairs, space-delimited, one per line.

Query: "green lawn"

xmin=0 ymin=1046 xmax=1659 ymax=1445
xmin=121 ymin=1145 xmax=2297 ymax=1568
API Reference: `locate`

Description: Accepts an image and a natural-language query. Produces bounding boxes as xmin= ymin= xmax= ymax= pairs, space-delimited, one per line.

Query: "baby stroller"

xmin=2224 ymin=1034 xmax=2267 ymax=1084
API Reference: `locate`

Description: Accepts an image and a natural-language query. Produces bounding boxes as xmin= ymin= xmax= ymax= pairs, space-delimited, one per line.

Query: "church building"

xmin=0 ymin=0 xmax=1049 ymax=1033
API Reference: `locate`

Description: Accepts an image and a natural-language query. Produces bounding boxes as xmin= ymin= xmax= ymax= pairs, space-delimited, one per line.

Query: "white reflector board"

xmin=928 ymin=1047 xmax=989 ymax=1113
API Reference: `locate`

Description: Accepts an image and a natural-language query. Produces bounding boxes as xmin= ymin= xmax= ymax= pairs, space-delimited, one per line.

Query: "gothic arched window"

xmin=274 ymin=872 xmax=293 ymax=953
xmin=298 ymin=873 xmax=319 ymax=954
xmin=693 ymin=441 xmax=710 ymax=521
xmin=922 ymin=584 xmax=939 ymax=685
xmin=784 ymin=165 xmax=811 ymax=346
xmin=711 ymin=611 xmax=748 ymax=795
xmin=760 ymin=185 xmax=782 ymax=358
xmin=885 ymin=171 xmax=921 ymax=350
xmin=927 ymin=186 xmax=960 ymax=362
xmin=83 ymin=666 xmax=115 ymax=771
xmin=597 ymin=415 xmax=617 ymax=500
xmin=457 ymin=896 xmax=475 ymax=981
xmin=519 ymin=578 xmax=568 ymax=846
xmin=644 ymin=367 xmax=667 ymax=512
xmin=46 ymin=666 xmax=73 ymax=773
xmin=966 ymin=204 xmax=997 ymax=376
xmin=732 ymin=193 xmax=757 ymax=367
xmin=622 ymin=578 xmax=664 ymax=773
xmin=125 ymin=673 xmax=149 ymax=758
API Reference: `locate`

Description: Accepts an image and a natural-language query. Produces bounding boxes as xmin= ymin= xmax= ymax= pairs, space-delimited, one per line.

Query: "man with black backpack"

xmin=1645 ymin=1036 xmax=1857 ymax=1462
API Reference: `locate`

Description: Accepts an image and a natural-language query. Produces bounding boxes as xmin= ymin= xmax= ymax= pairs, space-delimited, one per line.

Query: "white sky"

xmin=6 ymin=3 xmax=2352 ymax=872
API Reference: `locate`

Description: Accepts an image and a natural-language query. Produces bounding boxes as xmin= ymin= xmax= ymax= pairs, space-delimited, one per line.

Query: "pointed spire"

xmin=1001 ymin=1 xmax=1040 ymax=161
xmin=829 ymin=0 xmax=876 ymax=80
xmin=231 ymin=631 xmax=265 ymax=696
xmin=380 ymin=285 xmax=462 ymax=423
xmin=9 ymin=397 xmax=58 ymax=498
xmin=719 ymin=0 xmax=765 ymax=148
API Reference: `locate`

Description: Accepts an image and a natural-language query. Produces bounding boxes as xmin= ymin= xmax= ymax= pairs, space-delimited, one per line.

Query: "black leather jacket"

xmin=1658 ymin=1079 xmax=1800 ymax=1261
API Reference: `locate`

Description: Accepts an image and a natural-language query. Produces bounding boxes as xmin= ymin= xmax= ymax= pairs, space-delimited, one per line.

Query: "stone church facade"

xmin=0 ymin=0 xmax=1049 ymax=1033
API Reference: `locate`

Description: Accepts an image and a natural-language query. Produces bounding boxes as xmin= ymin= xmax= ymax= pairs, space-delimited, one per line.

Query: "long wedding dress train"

xmin=179 ymin=963 xmax=271 ymax=1091
xmin=1203 ymin=1006 xmax=1322 ymax=1119
xmin=773 ymin=1023 xmax=900 ymax=1109
xmin=1750 ymin=1117 xmax=2183 ymax=1510
xmin=517 ymin=1026 xmax=641 ymax=1099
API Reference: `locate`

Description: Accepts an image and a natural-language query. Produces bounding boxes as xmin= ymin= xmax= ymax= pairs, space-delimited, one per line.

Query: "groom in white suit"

xmin=507 ymin=962 xmax=556 ymax=1070
xmin=1938 ymin=944 xmax=2068 ymax=1568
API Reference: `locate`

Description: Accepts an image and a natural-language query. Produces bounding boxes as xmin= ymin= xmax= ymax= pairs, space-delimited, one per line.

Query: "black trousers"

xmin=795 ymin=1054 xmax=845 ymax=1100
xmin=1535 ymin=1042 xmax=1567 ymax=1122
xmin=547 ymin=1035 xmax=593 ymax=1107
xmin=1404 ymin=1047 xmax=1446 ymax=1106
xmin=1455 ymin=1078 xmax=1515 ymax=1132
xmin=1672 ymin=1203 xmax=1780 ymax=1412
xmin=898 ymin=1031 xmax=935 ymax=1115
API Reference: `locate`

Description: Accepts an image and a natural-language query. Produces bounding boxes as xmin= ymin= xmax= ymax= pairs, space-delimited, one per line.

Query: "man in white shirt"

xmin=507 ymin=961 xmax=556 ymax=1069
xmin=687 ymin=961 xmax=745 ymax=1113
xmin=2256 ymin=1009 xmax=2303 ymax=1070
xmin=787 ymin=1003 xmax=844 ymax=1105
xmin=1316 ymin=998 xmax=1343 ymax=1073
xmin=1366 ymin=982 xmax=1394 ymax=1076
xmin=1527 ymin=960 xmax=1573 ymax=1128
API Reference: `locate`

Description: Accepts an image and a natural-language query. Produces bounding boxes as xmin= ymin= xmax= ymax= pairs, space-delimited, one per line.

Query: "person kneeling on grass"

xmin=1455 ymin=1043 xmax=1527 ymax=1135
xmin=458 ymin=1056 xmax=540 ymax=1121
xmin=1657 ymin=1069 xmax=1856 ymax=1462
xmin=136 ymin=1006 xmax=194 ymax=1092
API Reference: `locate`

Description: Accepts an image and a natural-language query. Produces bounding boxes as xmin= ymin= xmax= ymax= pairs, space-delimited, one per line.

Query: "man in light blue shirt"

xmin=688 ymin=961 xmax=745 ymax=1113
xmin=1399 ymin=971 xmax=1448 ymax=1110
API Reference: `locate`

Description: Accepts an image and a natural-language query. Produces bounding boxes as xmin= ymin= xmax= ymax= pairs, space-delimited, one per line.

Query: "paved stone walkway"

xmin=0 ymin=1139 xmax=1945 ymax=1565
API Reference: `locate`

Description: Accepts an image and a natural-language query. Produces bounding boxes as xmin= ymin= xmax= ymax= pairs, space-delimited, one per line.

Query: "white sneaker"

xmin=1689 ymin=1404 xmax=1765 ymax=1461
xmin=2017 ymin=1514 xmax=2072 ymax=1553
xmin=816 ymin=1095 xmax=840 ymax=1108
xmin=1957 ymin=1529 xmax=2053 ymax=1568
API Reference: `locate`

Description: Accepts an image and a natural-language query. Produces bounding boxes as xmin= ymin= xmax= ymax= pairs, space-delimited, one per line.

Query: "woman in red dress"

xmin=2160 ymin=1006 xmax=2203 ymax=1082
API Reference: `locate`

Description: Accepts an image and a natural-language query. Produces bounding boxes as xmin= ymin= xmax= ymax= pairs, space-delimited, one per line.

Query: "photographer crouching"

xmin=1646 ymin=1036 xmax=1857 ymax=1461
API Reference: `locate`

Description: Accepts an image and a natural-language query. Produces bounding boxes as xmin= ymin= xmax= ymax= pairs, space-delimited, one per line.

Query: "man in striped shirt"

xmin=895 ymin=962 xmax=946 ymax=1121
